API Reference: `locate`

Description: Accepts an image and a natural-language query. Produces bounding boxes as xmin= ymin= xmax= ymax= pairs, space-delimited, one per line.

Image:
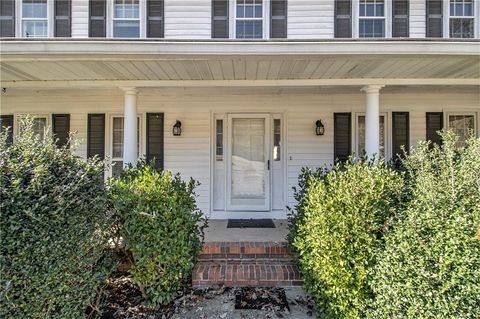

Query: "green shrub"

xmin=370 ymin=133 xmax=480 ymax=319
xmin=288 ymin=161 xmax=403 ymax=319
xmin=108 ymin=161 xmax=207 ymax=305
xmin=0 ymin=118 xmax=113 ymax=319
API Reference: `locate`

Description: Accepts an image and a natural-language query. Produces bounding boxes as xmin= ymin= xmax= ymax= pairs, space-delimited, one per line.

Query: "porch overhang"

xmin=1 ymin=40 xmax=479 ymax=89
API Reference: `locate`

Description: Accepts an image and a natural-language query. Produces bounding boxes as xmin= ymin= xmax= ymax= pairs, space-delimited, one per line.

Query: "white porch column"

xmin=122 ymin=87 xmax=138 ymax=167
xmin=361 ymin=85 xmax=384 ymax=161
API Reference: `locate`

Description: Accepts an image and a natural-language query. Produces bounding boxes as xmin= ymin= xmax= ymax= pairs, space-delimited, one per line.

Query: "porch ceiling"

xmin=0 ymin=40 xmax=479 ymax=88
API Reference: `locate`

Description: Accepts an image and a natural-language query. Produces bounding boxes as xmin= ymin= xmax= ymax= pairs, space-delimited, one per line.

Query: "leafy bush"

xmin=288 ymin=161 xmax=403 ymax=319
xmin=370 ymin=133 xmax=480 ymax=319
xmin=109 ymin=161 xmax=207 ymax=305
xmin=0 ymin=118 xmax=113 ymax=319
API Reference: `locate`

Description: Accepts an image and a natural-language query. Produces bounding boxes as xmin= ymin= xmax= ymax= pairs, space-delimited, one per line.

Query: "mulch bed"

xmin=235 ymin=287 xmax=290 ymax=312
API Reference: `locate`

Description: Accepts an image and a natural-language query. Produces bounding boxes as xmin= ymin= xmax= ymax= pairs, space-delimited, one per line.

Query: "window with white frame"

xmin=449 ymin=0 xmax=474 ymax=38
xmin=18 ymin=115 xmax=48 ymax=139
xmin=359 ymin=0 xmax=385 ymax=38
xmin=236 ymin=0 xmax=263 ymax=39
xmin=22 ymin=0 xmax=48 ymax=37
xmin=216 ymin=119 xmax=224 ymax=161
xmin=356 ymin=114 xmax=386 ymax=158
xmin=273 ymin=119 xmax=281 ymax=161
xmin=447 ymin=113 xmax=476 ymax=147
xmin=113 ymin=0 xmax=140 ymax=38
xmin=111 ymin=116 xmax=140 ymax=177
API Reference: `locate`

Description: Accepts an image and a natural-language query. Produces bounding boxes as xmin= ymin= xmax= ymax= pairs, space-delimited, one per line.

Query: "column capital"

xmin=360 ymin=85 xmax=385 ymax=94
xmin=120 ymin=87 xmax=138 ymax=95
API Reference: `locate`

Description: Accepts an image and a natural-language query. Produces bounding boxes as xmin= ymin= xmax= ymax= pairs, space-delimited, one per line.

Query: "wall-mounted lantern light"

xmin=173 ymin=120 xmax=182 ymax=136
xmin=315 ymin=120 xmax=325 ymax=136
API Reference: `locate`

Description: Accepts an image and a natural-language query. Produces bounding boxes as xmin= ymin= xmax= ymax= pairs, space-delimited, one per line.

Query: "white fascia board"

xmin=0 ymin=40 xmax=479 ymax=58
xmin=2 ymin=78 xmax=479 ymax=89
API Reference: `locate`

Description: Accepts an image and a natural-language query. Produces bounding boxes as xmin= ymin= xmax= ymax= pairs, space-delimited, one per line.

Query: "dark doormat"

xmin=235 ymin=287 xmax=290 ymax=311
xmin=227 ymin=219 xmax=276 ymax=228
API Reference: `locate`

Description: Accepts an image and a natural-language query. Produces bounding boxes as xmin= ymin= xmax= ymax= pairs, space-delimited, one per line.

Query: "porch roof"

xmin=1 ymin=40 xmax=479 ymax=88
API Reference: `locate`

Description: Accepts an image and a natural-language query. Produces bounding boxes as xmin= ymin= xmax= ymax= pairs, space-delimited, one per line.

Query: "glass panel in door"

xmin=228 ymin=116 xmax=270 ymax=211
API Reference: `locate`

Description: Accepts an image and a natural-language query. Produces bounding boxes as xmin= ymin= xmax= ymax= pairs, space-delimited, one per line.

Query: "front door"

xmin=226 ymin=114 xmax=271 ymax=211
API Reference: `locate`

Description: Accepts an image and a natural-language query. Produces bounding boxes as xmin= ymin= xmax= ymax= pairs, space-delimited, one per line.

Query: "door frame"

xmin=226 ymin=113 xmax=271 ymax=212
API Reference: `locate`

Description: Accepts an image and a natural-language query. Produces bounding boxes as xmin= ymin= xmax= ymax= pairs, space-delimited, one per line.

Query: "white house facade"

xmin=0 ymin=0 xmax=479 ymax=219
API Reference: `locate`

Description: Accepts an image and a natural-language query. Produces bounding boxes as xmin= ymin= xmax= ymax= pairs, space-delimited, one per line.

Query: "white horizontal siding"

xmin=2 ymin=88 xmax=479 ymax=215
xmin=410 ymin=0 xmax=426 ymax=38
xmin=71 ymin=0 xmax=89 ymax=38
xmin=288 ymin=0 xmax=335 ymax=39
xmin=164 ymin=0 xmax=211 ymax=39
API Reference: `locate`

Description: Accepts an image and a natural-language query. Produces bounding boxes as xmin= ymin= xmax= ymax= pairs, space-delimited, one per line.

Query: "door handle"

xmin=267 ymin=160 xmax=270 ymax=171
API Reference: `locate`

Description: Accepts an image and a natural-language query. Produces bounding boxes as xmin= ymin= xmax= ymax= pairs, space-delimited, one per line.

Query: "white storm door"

xmin=227 ymin=114 xmax=271 ymax=211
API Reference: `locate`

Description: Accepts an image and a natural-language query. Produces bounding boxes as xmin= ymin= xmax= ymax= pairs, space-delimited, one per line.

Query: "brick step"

xmin=193 ymin=242 xmax=302 ymax=288
xmin=192 ymin=261 xmax=303 ymax=288
xmin=200 ymin=241 xmax=294 ymax=262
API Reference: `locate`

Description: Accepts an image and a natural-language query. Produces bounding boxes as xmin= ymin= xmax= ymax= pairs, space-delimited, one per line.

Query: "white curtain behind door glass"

xmin=231 ymin=119 xmax=265 ymax=199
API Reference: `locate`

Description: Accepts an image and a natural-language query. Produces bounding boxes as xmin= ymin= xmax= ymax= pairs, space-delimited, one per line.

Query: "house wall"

xmin=1 ymin=88 xmax=479 ymax=217
xmin=287 ymin=0 xmax=335 ymax=39
xmin=71 ymin=0 xmax=89 ymax=38
xmin=164 ymin=0 xmax=212 ymax=39
xmin=17 ymin=0 xmax=479 ymax=40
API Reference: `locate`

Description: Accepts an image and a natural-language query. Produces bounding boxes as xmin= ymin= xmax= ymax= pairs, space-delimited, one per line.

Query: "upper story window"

xmin=212 ymin=0 xmax=286 ymax=39
xmin=235 ymin=0 xmax=263 ymax=39
xmin=22 ymin=0 xmax=48 ymax=37
xmin=113 ymin=0 xmax=140 ymax=38
xmin=449 ymin=0 xmax=474 ymax=38
xmin=359 ymin=0 xmax=385 ymax=38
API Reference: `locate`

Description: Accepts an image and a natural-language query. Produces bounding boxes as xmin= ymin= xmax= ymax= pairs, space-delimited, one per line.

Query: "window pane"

xmin=236 ymin=4 xmax=245 ymax=18
xmin=112 ymin=117 xmax=140 ymax=160
xmin=113 ymin=20 xmax=140 ymax=37
xmin=23 ymin=20 xmax=48 ymax=37
xmin=115 ymin=0 xmax=139 ymax=18
xmin=448 ymin=115 xmax=475 ymax=147
xmin=254 ymin=4 xmax=262 ymax=17
xmin=112 ymin=160 xmax=124 ymax=178
xmin=358 ymin=116 xmax=385 ymax=158
xmin=22 ymin=0 xmax=47 ymax=18
xmin=112 ymin=118 xmax=124 ymax=158
xmin=33 ymin=117 xmax=47 ymax=140
xmin=273 ymin=119 xmax=281 ymax=161
xmin=450 ymin=18 xmax=474 ymax=38
xmin=236 ymin=20 xmax=262 ymax=38
xmin=216 ymin=119 xmax=223 ymax=161
xmin=359 ymin=19 xmax=385 ymax=37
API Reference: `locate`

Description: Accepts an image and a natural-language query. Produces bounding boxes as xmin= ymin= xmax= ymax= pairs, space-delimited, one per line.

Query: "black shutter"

xmin=0 ymin=115 xmax=14 ymax=146
xmin=334 ymin=0 xmax=352 ymax=38
xmin=87 ymin=114 xmax=105 ymax=159
xmin=146 ymin=113 xmax=164 ymax=170
xmin=212 ymin=0 xmax=229 ymax=38
xmin=426 ymin=0 xmax=443 ymax=37
xmin=52 ymin=114 xmax=70 ymax=147
xmin=392 ymin=112 xmax=409 ymax=159
xmin=89 ymin=0 xmax=106 ymax=37
xmin=392 ymin=0 xmax=409 ymax=37
xmin=147 ymin=0 xmax=164 ymax=38
xmin=270 ymin=0 xmax=287 ymax=38
xmin=54 ymin=0 xmax=71 ymax=37
xmin=334 ymin=113 xmax=351 ymax=162
xmin=0 ymin=0 xmax=15 ymax=37
xmin=426 ymin=112 xmax=443 ymax=147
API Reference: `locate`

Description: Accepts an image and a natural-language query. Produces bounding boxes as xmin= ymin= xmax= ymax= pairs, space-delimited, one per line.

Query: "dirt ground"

xmin=171 ymin=286 xmax=317 ymax=319
xmin=98 ymin=274 xmax=317 ymax=319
